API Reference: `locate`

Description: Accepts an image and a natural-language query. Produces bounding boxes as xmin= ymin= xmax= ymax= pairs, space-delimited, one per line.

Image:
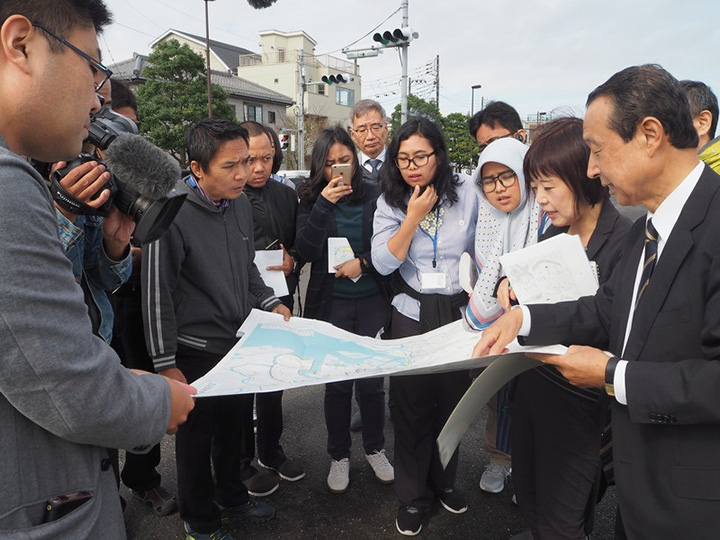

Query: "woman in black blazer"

xmin=295 ymin=126 xmax=393 ymax=495
xmin=499 ymin=117 xmax=632 ymax=540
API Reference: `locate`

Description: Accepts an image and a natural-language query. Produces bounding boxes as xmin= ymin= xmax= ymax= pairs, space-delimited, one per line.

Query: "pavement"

xmin=121 ymin=381 xmax=619 ymax=540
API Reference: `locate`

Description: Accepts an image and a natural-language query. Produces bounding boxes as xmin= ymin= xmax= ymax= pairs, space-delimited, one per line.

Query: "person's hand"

xmin=472 ymin=308 xmax=524 ymax=357
xmin=527 ymin=346 xmax=609 ymax=388
xmin=164 ymin=378 xmax=197 ymax=434
xmin=130 ymin=246 xmax=142 ymax=268
xmin=335 ymin=257 xmax=362 ymax=279
xmin=406 ymin=185 xmax=438 ymax=226
xmin=266 ymin=244 xmax=294 ymax=276
xmin=52 ymin=160 xmax=113 ymax=223
xmin=272 ymin=303 xmax=292 ymax=321
xmin=496 ymin=278 xmax=517 ymax=311
xmin=320 ymin=175 xmax=353 ymax=204
xmin=159 ymin=367 xmax=188 ymax=385
xmin=102 ymin=206 xmax=135 ymax=260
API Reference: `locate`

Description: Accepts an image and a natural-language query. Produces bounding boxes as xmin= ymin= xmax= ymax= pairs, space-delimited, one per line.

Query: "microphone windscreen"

xmin=247 ymin=0 xmax=277 ymax=8
xmin=104 ymin=134 xmax=181 ymax=200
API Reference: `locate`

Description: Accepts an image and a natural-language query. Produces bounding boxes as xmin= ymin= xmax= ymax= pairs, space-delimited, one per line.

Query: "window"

xmin=278 ymin=48 xmax=286 ymax=63
xmin=274 ymin=78 xmax=279 ymax=84
xmin=335 ymin=87 xmax=355 ymax=107
xmin=268 ymin=111 xmax=276 ymax=124
xmin=318 ymin=84 xmax=325 ymax=96
xmin=245 ymin=104 xmax=263 ymax=122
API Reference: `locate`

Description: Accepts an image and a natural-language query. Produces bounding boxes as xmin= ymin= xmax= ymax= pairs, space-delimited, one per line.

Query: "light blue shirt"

xmin=372 ymin=175 xmax=478 ymax=321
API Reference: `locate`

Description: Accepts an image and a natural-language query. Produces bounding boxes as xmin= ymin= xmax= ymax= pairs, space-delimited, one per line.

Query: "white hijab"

xmin=466 ymin=138 xmax=544 ymax=329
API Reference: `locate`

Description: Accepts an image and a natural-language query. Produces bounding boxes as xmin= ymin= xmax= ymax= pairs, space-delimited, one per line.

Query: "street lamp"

xmin=204 ymin=0 xmax=216 ymax=117
xmin=470 ymin=84 xmax=482 ymax=115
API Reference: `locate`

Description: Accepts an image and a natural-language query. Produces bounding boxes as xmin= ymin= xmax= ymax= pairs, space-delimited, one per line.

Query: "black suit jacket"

xmin=525 ymin=165 xmax=720 ymax=539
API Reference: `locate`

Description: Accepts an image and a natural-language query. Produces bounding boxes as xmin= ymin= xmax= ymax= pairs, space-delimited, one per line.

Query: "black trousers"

xmin=512 ymin=368 xmax=605 ymax=540
xmin=239 ymin=390 xmax=287 ymax=477
xmin=389 ymin=308 xmax=470 ymax=511
xmin=176 ymin=345 xmax=250 ymax=533
xmin=325 ymin=294 xmax=389 ymax=460
xmin=111 ymin=285 xmax=163 ymax=492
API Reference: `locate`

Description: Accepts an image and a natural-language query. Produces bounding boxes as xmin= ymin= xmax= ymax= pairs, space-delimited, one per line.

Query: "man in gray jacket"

xmin=0 ymin=1 xmax=196 ymax=538
xmin=142 ymin=118 xmax=291 ymax=540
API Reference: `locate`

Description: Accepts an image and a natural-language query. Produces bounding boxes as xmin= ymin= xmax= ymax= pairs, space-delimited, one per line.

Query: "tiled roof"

xmin=109 ymin=54 xmax=294 ymax=106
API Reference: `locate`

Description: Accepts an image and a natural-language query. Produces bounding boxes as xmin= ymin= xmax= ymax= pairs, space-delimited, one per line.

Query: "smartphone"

xmin=43 ymin=491 xmax=94 ymax=523
xmin=331 ymin=163 xmax=352 ymax=186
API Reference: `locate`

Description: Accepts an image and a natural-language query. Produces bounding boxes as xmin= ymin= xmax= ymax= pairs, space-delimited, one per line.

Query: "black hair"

xmin=468 ymin=101 xmax=523 ymax=139
xmin=524 ymin=117 xmax=607 ymax=215
xmin=110 ymin=79 xmax=137 ymax=114
xmin=379 ymin=117 xmax=459 ymax=212
xmin=0 ymin=0 xmax=112 ymax=52
xmin=264 ymin=126 xmax=284 ymax=174
xmin=185 ymin=118 xmax=248 ymax=171
xmin=680 ymin=80 xmax=718 ymax=140
xmin=587 ymin=64 xmax=698 ymax=149
xmin=297 ymin=125 xmax=365 ymax=206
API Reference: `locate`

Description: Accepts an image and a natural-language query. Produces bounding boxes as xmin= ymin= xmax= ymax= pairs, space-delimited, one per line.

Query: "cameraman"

xmin=0 ymin=2 xmax=195 ymax=538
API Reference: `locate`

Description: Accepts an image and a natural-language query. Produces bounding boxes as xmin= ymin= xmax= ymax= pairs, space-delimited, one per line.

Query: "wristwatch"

xmin=605 ymin=356 xmax=620 ymax=396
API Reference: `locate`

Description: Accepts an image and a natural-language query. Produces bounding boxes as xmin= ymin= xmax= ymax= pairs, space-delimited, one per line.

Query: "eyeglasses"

xmin=479 ymin=169 xmax=517 ymax=193
xmin=33 ymin=23 xmax=112 ymax=92
xmin=351 ymin=123 xmax=386 ymax=137
xmin=477 ymin=131 xmax=519 ymax=154
xmin=395 ymin=152 xmax=435 ymax=170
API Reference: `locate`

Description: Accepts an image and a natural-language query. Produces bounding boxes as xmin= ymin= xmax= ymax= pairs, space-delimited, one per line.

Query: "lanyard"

xmin=418 ymin=207 xmax=441 ymax=268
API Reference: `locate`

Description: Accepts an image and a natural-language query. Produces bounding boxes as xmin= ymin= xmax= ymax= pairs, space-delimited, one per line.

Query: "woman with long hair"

xmin=371 ymin=117 xmax=478 ymax=536
xmin=295 ymin=126 xmax=394 ymax=495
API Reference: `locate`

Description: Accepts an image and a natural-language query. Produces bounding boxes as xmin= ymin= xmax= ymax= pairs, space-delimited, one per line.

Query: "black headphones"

xmin=515 ymin=132 xmax=525 ymax=142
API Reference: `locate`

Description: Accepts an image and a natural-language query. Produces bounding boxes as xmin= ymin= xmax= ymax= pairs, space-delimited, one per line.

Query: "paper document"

xmin=499 ymin=233 xmax=598 ymax=304
xmin=191 ymin=309 xmax=566 ymax=397
xmin=328 ymin=237 xmax=360 ymax=283
xmin=254 ymin=250 xmax=289 ymax=297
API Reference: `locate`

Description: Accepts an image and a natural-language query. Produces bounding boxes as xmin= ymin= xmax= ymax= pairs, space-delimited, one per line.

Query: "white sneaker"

xmin=327 ymin=458 xmax=350 ymax=493
xmin=366 ymin=450 xmax=394 ymax=484
xmin=479 ymin=462 xmax=510 ymax=493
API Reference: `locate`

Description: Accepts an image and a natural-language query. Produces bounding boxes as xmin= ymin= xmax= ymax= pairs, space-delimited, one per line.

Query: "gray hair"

xmin=349 ymin=99 xmax=386 ymax=125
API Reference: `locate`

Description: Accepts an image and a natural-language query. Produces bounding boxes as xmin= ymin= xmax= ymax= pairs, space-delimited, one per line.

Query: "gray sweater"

xmin=142 ymin=177 xmax=280 ymax=373
xmin=0 ymin=138 xmax=170 ymax=538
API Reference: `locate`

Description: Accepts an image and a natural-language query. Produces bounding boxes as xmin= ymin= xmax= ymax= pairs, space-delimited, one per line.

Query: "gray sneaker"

xmin=480 ymin=462 xmax=511 ymax=493
xmin=327 ymin=458 xmax=350 ymax=493
xmin=366 ymin=450 xmax=394 ymax=484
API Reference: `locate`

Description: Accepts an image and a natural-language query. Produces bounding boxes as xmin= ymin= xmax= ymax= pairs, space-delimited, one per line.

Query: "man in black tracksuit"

xmin=141 ymin=118 xmax=291 ymax=540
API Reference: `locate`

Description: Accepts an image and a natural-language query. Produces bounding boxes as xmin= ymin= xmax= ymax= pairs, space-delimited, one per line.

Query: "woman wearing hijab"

xmin=371 ymin=118 xmax=478 ymax=536
xmin=466 ymin=137 xmax=547 ymax=496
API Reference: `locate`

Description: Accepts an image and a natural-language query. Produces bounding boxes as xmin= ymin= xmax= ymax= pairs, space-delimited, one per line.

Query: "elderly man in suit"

xmin=474 ymin=64 xmax=720 ymax=540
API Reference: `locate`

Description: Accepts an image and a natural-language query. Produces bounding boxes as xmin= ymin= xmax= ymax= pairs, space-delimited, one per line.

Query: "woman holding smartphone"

xmin=371 ymin=118 xmax=478 ymax=536
xmin=506 ymin=117 xmax=631 ymax=539
xmin=295 ymin=126 xmax=393 ymax=495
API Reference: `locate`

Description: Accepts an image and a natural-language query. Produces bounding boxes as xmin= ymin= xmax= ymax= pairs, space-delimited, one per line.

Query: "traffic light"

xmin=321 ymin=74 xmax=348 ymax=85
xmin=280 ymin=133 xmax=289 ymax=150
xmin=372 ymin=27 xmax=417 ymax=47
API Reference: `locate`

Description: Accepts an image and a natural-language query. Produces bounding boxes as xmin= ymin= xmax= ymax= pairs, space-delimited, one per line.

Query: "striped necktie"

xmin=635 ymin=218 xmax=658 ymax=308
xmin=367 ymin=159 xmax=382 ymax=177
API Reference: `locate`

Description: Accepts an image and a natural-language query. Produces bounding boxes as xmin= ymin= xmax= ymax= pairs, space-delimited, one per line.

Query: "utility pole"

xmin=400 ymin=0 xmax=409 ymax=124
xmin=435 ymin=55 xmax=440 ymax=107
xmin=297 ymin=50 xmax=305 ymax=170
xmin=204 ymin=0 xmax=215 ymax=117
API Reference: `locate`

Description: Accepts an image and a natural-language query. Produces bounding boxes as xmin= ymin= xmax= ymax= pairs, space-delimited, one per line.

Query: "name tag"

xmin=420 ymin=272 xmax=447 ymax=291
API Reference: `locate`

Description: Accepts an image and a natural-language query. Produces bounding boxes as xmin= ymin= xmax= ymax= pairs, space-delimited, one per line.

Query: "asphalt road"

xmin=121 ymin=381 xmax=619 ymax=540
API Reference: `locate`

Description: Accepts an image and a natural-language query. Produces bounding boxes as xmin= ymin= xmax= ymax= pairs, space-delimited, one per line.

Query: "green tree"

xmin=390 ymin=94 xmax=442 ymax=133
xmin=442 ymin=112 xmax=478 ymax=172
xmin=136 ymin=40 xmax=234 ymax=166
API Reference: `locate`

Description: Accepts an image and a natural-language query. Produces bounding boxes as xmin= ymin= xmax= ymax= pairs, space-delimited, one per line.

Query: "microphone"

xmin=246 ymin=0 xmax=277 ymax=7
xmin=104 ymin=133 xmax=181 ymax=200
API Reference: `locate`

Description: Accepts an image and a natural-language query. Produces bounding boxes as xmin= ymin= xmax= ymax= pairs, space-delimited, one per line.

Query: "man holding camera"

xmin=0 ymin=2 xmax=196 ymax=538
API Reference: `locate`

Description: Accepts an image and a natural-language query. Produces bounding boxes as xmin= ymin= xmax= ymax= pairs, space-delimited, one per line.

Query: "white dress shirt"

xmin=359 ymin=148 xmax=387 ymax=174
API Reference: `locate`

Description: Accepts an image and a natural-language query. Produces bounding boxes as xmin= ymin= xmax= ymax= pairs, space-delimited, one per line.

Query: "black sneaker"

xmin=396 ymin=506 xmax=423 ymax=536
xmin=258 ymin=457 xmax=305 ymax=482
xmin=242 ymin=469 xmax=279 ymax=497
xmin=222 ymin=500 xmax=276 ymax=524
xmin=438 ymin=488 xmax=467 ymax=514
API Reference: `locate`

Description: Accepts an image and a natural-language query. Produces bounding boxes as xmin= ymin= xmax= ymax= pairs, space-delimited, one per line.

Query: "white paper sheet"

xmin=191 ymin=309 xmax=567 ymax=397
xmin=499 ymin=233 xmax=599 ymax=304
xmin=254 ymin=250 xmax=289 ymax=297
xmin=327 ymin=237 xmax=360 ymax=283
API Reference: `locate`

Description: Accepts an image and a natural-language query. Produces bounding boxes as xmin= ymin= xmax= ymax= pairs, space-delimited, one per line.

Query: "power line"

xmin=318 ymin=7 xmax=402 ymax=57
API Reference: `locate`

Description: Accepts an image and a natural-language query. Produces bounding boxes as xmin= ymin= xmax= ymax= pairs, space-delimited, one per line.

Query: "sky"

xmin=101 ymin=0 xmax=719 ymax=121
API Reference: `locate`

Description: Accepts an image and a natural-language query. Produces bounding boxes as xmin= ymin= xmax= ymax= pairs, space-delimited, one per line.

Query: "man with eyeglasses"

xmin=0 ymin=1 xmax=196 ymax=539
xmin=469 ymin=101 xmax=527 ymax=154
xmin=349 ymin=99 xmax=390 ymax=181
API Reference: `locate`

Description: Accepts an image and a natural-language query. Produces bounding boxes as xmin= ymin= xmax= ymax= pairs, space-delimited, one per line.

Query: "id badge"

xmin=420 ymin=271 xmax=447 ymax=292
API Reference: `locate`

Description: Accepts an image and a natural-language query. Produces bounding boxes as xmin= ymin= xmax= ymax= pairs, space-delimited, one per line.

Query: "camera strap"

xmin=49 ymin=175 xmax=109 ymax=217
